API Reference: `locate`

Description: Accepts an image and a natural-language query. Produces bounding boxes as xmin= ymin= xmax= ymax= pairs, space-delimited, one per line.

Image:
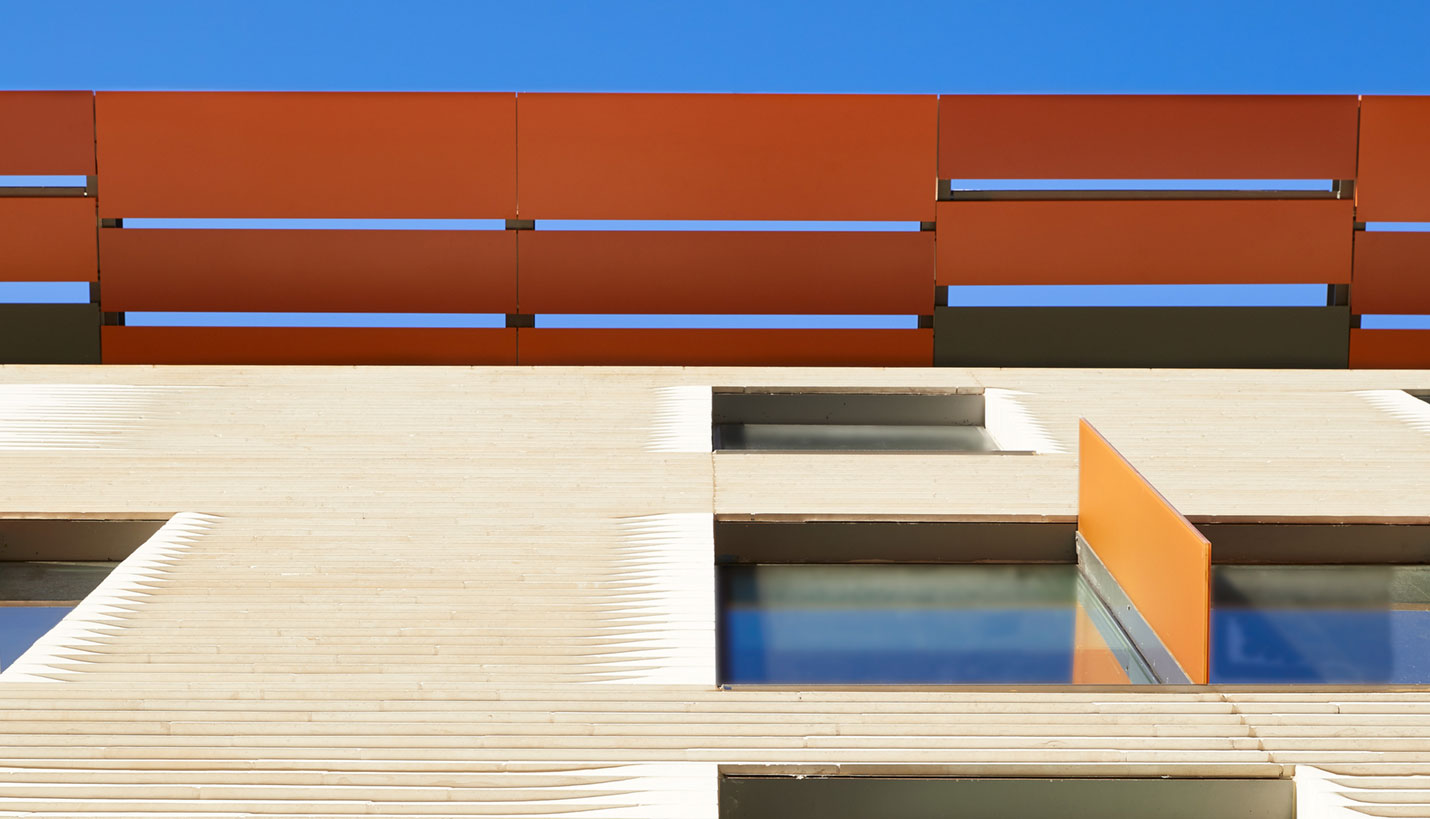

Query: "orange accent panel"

xmin=1072 ymin=604 xmax=1131 ymax=685
xmin=94 ymin=92 xmax=516 ymax=218
xmin=0 ymin=91 xmax=96 ymax=175
xmin=1359 ymin=97 xmax=1430 ymax=222
xmin=0 ymin=199 xmax=97 ymax=282
xmin=520 ymin=231 xmax=934 ymax=314
xmin=1349 ymin=329 xmax=1430 ymax=369
xmin=102 ymin=327 xmax=516 ymax=365
xmin=939 ymin=95 xmax=1358 ymax=179
xmin=100 ymin=230 xmax=516 ymax=312
xmin=517 ymin=94 xmax=936 ymax=220
xmin=936 ymin=199 xmax=1353 ymax=285
xmin=1352 ymin=231 xmax=1430 ymax=315
xmin=1078 ymin=420 xmax=1211 ymax=684
xmin=518 ymin=329 xmax=932 ymax=366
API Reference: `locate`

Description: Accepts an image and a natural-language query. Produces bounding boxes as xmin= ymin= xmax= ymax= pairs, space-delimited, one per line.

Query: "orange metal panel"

xmin=1349 ymin=329 xmax=1430 ymax=369
xmin=1358 ymin=97 xmax=1430 ymax=222
xmin=1071 ymin=604 xmax=1131 ymax=685
xmin=1352 ymin=231 xmax=1430 ymax=315
xmin=517 ymin=94 xmax=936 ymax=220
xmin=518 ymin=329 xmax=932 ymax=366
xmin=101 ymin=327 xmax=516 ymax=365
xmin=519 ymin=231 xmax=934 ymax=314
xmin=0 ymin=91 xmax=96 ymax=175
xmin=937 ymin=199 xmax=1353 ymax=285
xmin=939 ymin=95 xmax=1358 ymax=180
xmin=94 ymin=92 xmax=516 ymax=218
xmin=0 ymin=199 xmax=97 ymax=282
xmin=1078 ymin=420 xmax=1211 ymax=684
xmin=99 ymin=230 xmax=516 ymax=312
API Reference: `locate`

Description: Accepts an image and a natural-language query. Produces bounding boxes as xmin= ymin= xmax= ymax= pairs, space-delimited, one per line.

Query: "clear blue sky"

xmin=3 ymin=1 xmax=1428 ymax=326
xmin=4 ymin=0 xmax=1428 ymax=93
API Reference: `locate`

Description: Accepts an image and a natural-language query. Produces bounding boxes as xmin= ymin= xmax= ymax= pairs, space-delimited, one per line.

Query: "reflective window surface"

xmin=713 ymin=423 xmax=997 ymax=452
xmin=1212 ymin=565 xmax=1430 ymax=684
xmin=0 ymin=561 xmax=115 ymax=670
xmin=720 ymin=564 xmax=1145 ymax=684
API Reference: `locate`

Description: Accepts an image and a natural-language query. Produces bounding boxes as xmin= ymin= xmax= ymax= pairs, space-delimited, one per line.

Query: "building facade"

xmin=0 ymin=92 xmax=1429 ymax=816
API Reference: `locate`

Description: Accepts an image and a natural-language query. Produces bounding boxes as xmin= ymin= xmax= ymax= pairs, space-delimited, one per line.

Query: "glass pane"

xmin=0 ymin=561 xmax=117 ymax=601
xmin=0 ymin=606 xmax=72 ymax=669
xmin=720 ymin=564 xmax=1149 ymax=684
xmin=0 ymin=561 xmax=117 ymax=671
xmin=715 ymin=423 xmax=997 ymax=452
xmin=1212 ymin=565 xmax=1430 ymax=684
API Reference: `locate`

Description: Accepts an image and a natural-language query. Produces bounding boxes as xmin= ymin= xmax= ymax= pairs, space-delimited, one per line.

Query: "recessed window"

xmin=719 ymin=774 xmax=1294 ymax=819
xmin=1412 ymin=390 xmax=1430 ymax=405
xmin=1201 ymin=522 xmax=1430 ymax=684
xmin=712 ymin=389 xmax=1009 ymax=452
xmin=717 ymin=519 xmax=1430 ymax=686
xmin=0 ymin=518 xmax=163 ymax=670
xmin=716 ymin=520 xmax=1152 ymax=685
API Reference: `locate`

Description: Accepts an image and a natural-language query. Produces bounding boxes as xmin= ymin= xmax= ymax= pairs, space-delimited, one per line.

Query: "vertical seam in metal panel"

xmin=1348 ymin=97 xmax=1363 ymax=363
xmin=514 ymin=93 xmax=521 ymax=365
xmin=90 ymin=91 xmax=104 ymax=360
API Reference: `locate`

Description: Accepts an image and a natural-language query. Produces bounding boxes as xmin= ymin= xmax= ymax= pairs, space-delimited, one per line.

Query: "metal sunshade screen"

xmin=0 ymin=305 xmax=100 ymax=364
xmin=1078 ymin=420 xmax=1211 ymax=684
xmin=1357 ymin=97 xmax=1430 ymax=221
xmin=518 ymin=231 xmax=933 ymax=314
xmin=0 ymin=199 xmax=97 ymax=282
xmin=1350 ymin=329 xmax=1430 ymax=369
xmin=98 ymin=230 xmax=517 ymax=313
xmin=938 ymin=95 xmax=1358 ymax=179
xmin=933 ymin=306 xmax=1351 ymax=368
xmin=0 ymin=92 xmax=96 ymax=175
xmin=1352 ymin=232 xmax=1430 ymax=315
xmin=101 ymin=327 xmax=517 ymax=365
xmin=93 ymin=92 xmax=517 ymax=218
xmin=515 ymin=94 xmax=937 ymax=220
xmin=935 ymin=199 xmax=1353 ymax=285
xmin=517 ymin=329 xmax=932 ymax=366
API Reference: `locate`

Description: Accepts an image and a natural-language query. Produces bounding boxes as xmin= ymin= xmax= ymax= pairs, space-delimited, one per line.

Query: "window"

xmin=716 ymin=519 xmax=1153 ymax=685
xmin=716 ymin=518 xmax=1430 ymax=686
xmin=1201 ymin=522 xmax=1430 ymax=684
xmin=712 ymin=389 xmax=1006 ymax=452
xmin=0 ymin=518 xmax=163 ymax=670
xmin=719 ymin=774 xmax=1293 ymax=819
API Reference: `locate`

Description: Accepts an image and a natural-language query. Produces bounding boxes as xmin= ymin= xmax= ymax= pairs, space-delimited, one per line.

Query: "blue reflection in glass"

xmin=720 ymin=565 xmax=1080 ymax=684
xmin=0 ymin=607 xmax=72 ymax=670
xmin=723 ymin=608 xmax=1074 ymax=683
xmin=1210 ymin=565 xmax=1430 ymax=684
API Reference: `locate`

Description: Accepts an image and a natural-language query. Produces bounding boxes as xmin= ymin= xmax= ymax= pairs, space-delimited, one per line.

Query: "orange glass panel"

xmin=102 ymin=327 xmax=516 ymax=365
xmin=1078 ymin=420 xmax=1211 ymax=684
xmin=99 ymin=229 xmax=516 ymax=312
xmin=1349 ymin=329 xmax=1430 ymax=369
xmin=518 ymin=329 xmax=932 ymax=366
xmin=1352 ymin=231 xmax=1430 ymax=315
xmin=937 ymin=199 xmax=1352 ymax=285
xmin=517 ymin=94 xmax=936 ymax=220
xmin=0 ymin=199 xmax=97 ymax=282
xmin=0 ymin=91 xmax=95 ymax=175
xmin=519 ymin=231 xmax=934 ymax=314
xmin=95 ymin=92 xmax=516 ymax=218
xmin=1358 ymin=97 xmax=1430 ymax=222
xmin=940 ymin=95 xmax=1358 ymax=180
xmin=1071 ymin=604 xmax=1131 ymax=685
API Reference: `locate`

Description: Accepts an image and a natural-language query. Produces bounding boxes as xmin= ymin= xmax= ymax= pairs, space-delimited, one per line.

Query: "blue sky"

xmin=4 ymin=1 xmax=1428 ymax=93
xmin=3 ymin=0 xmax=1429 ymax=327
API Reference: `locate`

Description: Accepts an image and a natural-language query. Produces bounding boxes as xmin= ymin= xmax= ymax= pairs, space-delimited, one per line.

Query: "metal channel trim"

xmin=1075 ymin=532 xmax=1193 ymax=685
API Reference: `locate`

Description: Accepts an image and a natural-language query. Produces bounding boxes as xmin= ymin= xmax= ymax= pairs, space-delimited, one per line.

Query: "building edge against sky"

xmin=0 ymin=91 xmax=1429 ymax=815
